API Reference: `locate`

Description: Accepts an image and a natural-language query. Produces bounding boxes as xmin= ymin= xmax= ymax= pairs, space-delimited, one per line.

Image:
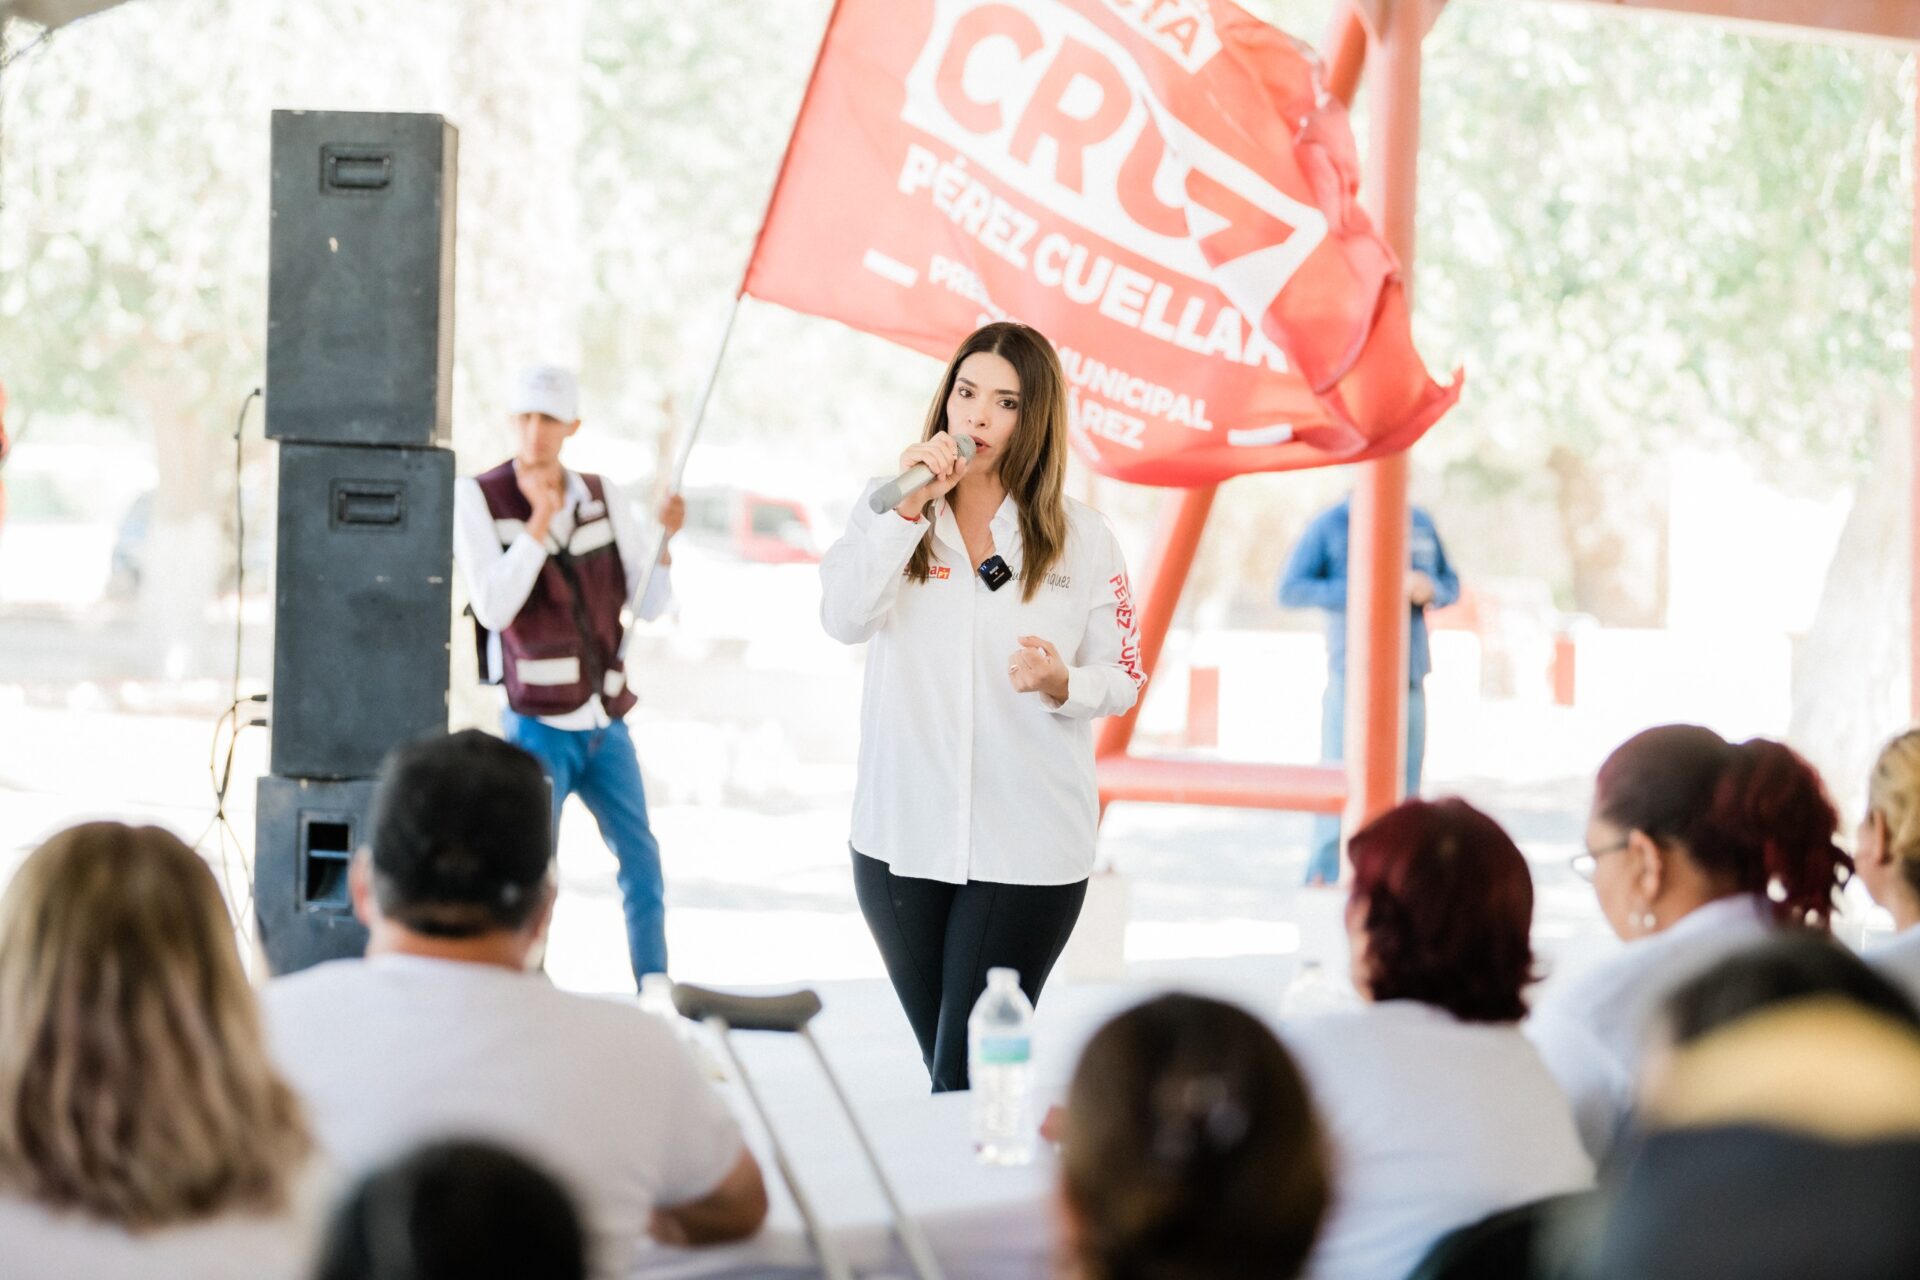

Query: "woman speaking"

xmin=821 ymin=322 xmax=1144 ymax=1092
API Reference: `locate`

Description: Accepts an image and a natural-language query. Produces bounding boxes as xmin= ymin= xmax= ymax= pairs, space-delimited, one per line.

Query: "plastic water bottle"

xmin=969 ymin=967 xmax=1035 ymax=1166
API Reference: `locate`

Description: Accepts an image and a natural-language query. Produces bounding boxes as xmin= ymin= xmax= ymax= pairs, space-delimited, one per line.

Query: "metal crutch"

xmin=672 ymin=984 xmax=947 ymax=1280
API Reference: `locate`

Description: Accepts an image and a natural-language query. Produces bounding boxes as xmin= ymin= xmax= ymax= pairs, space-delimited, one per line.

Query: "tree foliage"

xmin=1416 ymin=2 xmax=1912 ymax=487
xmin=576 ymin=0 xmax=939 ymax=488
xmin=0 ymin=0 xmax=1911 ymax=632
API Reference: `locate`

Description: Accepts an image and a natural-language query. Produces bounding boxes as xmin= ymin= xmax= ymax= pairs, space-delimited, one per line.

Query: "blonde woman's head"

xmin=0 ymin=822 xmax=310 ymax=1228
xmin=1861 ymin=730 xmax=1920 ymax=914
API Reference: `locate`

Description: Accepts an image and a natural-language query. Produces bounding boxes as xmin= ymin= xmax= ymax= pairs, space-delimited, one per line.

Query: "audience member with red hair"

xmin=1281 ymin=798 xmax=1591 ymax=1280
xmin=1528 ymin=724 xmax=1850 ymax=1162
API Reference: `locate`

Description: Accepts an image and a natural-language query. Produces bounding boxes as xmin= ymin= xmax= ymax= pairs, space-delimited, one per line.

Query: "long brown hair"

xmin=1061 ymin=994 xmax=1329 ymax=1280
xmin=904 ymin=321 xmax=1070 ymax=602
xmin=0 ymin=823 xmax=312 ymax=1228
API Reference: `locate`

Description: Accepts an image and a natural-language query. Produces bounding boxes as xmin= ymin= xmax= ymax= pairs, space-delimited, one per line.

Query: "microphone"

xmin=868 ymin=432 xmax=977 ymax=514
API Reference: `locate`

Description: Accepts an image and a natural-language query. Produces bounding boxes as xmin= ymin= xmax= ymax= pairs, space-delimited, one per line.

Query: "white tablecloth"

xmin=637 ymin=958 xmax=1293 ymax=1279
xmin=645 ymin=1089 xmax=1053 ymax=1279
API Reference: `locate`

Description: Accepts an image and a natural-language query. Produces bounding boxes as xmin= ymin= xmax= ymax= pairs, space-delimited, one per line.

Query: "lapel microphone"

xmin=978 ymin=555 xmax=1012 ymax=591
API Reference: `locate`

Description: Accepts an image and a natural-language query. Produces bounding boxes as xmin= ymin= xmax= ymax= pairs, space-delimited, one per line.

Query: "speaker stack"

xmin=255 ymin=110 xmax=459 ymax=974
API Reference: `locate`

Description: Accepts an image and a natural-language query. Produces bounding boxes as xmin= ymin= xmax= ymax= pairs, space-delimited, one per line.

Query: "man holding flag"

xmin=453 ymin=364 xmax=686 ymax=987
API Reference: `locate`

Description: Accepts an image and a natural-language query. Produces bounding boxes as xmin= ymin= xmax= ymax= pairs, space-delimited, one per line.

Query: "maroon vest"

xmin=473 ymin=461 xmax=638 ymax=720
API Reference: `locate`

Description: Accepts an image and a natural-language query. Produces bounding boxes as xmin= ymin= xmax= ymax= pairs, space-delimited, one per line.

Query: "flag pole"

xmin=616 ymin=296 xmax=741 ymax=660
xmin=618 ymin=0 xmax=847 ymax=658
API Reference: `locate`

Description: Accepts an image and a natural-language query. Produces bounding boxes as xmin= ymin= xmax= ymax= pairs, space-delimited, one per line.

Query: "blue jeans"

xmin=503 ymin=712 xmax=666 ymax=985
xmin=1306 ymin=675 xmax=1427 ymax=884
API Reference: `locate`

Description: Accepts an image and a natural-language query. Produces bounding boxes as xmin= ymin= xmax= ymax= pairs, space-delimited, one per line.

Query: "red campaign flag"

xmin=744 ymin=0 xmax=1461 ymax=487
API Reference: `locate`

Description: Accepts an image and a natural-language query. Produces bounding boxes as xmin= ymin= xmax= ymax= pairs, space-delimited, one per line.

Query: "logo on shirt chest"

xmin=926 ymin=565 xmax=952 ymax=580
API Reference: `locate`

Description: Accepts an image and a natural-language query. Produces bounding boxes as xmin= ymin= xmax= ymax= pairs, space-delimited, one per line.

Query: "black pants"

xmin=851 ymin=848 xmax=1087 ymax=1093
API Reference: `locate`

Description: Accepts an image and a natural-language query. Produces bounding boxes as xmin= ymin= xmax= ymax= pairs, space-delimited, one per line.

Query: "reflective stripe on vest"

xmin=568 ymin=519 xmax=616 ymax=556
xmin=517 ymin=656 xmax=583 ymax=687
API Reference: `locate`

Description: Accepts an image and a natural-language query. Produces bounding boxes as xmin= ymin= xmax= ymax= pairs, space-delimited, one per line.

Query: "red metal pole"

xmin=1347 ymin=467 xmax=1411 ymax=838
xmin=1096 ymin=485 xmax=1218 ymax=762
xmin=1324 ymin=1 xmax=1369 ymax=108
xmin=1911 ymin=70 xmax=1919 ymax=721
xmin=1345 ymin=0 xmax=1426 ymax=847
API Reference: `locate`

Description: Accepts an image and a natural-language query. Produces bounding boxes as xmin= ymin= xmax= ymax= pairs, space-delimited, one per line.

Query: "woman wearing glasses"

xmin=820 ymin=322 xmax=1144 ymax=1092
xmin=1527 ymin=724 xmax=1850 ymax=1161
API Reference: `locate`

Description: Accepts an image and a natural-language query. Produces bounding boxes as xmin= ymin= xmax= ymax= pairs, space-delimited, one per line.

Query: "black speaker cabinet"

xmin=255 ymin=774 xmax=375 ymax=974
xmin=269 ymin=442 xmax=453 ymax=779
xmin=266 ymin=109 xmax=456 ymax=447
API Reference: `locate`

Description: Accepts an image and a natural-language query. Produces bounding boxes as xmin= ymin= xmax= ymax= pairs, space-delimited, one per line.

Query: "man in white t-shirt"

xmin=262 ymin=730 xmax=766 ymax=1279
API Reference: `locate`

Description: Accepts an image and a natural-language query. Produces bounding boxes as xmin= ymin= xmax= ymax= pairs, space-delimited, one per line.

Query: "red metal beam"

xmin=1517 ymin=0 xmax=1920 ymax=43
xmin=1098 ymin=758 xmax=1346 ymax=812
xmin=1095 ymin=485 xmax=1218 ymax=763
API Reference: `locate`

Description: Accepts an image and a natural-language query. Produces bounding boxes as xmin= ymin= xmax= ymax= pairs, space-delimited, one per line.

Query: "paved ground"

xmin=1 ymin=599 xmax=1887 ymax=1012
xmin=0 ymin=648 xmax=1616 ymax=1003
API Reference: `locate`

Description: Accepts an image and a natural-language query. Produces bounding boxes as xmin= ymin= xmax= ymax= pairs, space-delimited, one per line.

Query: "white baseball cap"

xmin=508 ymin=364 xmax=580 ymax=423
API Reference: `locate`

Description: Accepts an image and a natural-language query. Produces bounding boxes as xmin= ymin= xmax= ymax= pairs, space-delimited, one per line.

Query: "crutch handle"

xmin=673 ymin=984 xmax=823 ymax=1033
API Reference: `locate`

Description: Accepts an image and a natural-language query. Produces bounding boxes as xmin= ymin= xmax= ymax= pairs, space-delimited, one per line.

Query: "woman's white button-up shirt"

xmin=1526 ymin=894 xmax=1772 ymax=1160
xmin=820 ymin=485 xmax=1144 ymax=886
